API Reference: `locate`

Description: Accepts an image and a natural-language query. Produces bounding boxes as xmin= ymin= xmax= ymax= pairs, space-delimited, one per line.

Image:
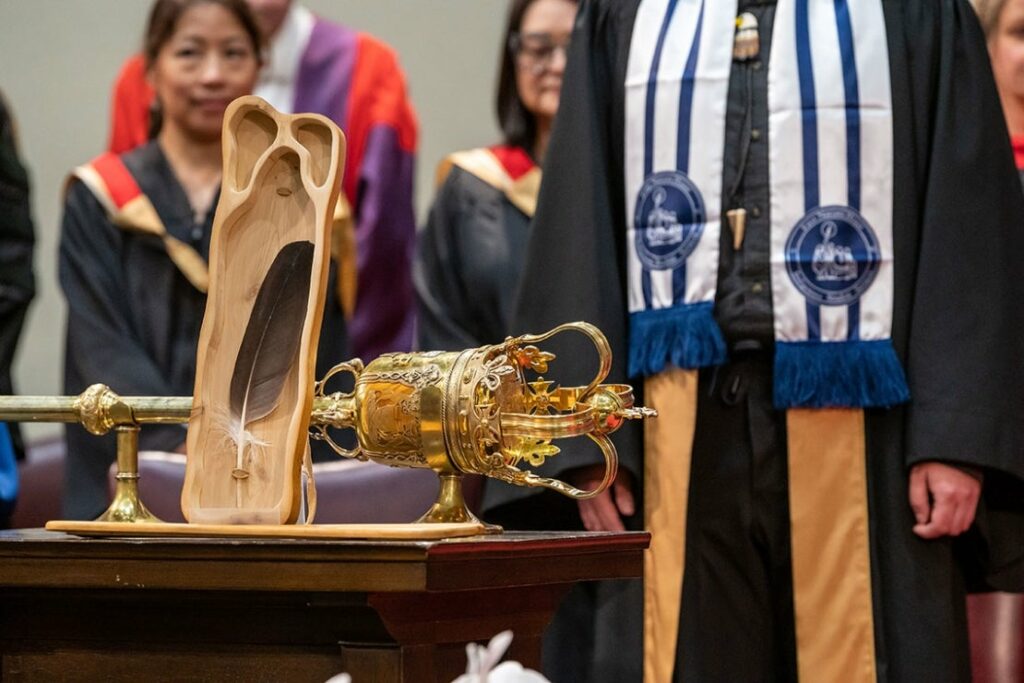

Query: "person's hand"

xmin=568 ymin=464 xmax=635 ymax=531
xmin=909 ymin=462 xmax=982 ymax=539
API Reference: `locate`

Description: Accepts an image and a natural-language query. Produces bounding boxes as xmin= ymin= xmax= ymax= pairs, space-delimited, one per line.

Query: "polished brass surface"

xmin=0 ymin=393 xmax=338 ymax=430
xmin=0 ymin=392 xmax=193 ymax=429
xmin=0 ymin=322 xmax=655 ymax=529
xmin=95 ymin=425 xmax=162 ymax=523
xmin=313 ymin=321 xmax=656 ymax=516
xmin=415 ymin=472 xmax=498 ymax=532
xmin=308 ymin=360 xmax=362 ymax=459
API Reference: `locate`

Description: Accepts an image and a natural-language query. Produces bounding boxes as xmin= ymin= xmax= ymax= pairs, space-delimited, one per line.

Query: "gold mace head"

xmin=312 ymin=322 xmax=657 ymax=500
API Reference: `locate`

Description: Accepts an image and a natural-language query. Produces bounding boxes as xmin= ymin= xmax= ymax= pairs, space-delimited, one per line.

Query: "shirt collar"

xmin=258 ymin=4 xmax=315 ymax=89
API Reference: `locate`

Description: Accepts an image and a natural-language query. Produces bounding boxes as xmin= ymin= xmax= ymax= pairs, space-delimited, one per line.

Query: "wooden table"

xmin=0 ymin=529 xmax=648 ymax=682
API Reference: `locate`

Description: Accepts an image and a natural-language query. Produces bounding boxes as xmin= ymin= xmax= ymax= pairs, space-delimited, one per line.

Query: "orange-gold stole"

xmin=643 ymin=367 xmax=698 ymax=683
xmin=787 ymin=408 xmax=877 ymax=683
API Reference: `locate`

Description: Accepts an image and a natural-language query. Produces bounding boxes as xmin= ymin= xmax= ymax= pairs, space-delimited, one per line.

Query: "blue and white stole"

xmin=625 ymin=0 xmax=733 ymax=377
xmin=625 ymin=0 xmax=909 ymax=409
xmin=769 ymin=0 xmax=907 ymax=407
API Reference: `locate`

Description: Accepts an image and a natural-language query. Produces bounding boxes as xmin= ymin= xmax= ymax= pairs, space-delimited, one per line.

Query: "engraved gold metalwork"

xmin=74 ymin=383 xmax=127 ymax=436
xmin=310 ymin=321 xmax=656 ymax=523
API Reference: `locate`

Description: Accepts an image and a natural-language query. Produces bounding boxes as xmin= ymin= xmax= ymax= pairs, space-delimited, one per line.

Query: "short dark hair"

xmin=495 ymin=0 xmax=579 ymax=153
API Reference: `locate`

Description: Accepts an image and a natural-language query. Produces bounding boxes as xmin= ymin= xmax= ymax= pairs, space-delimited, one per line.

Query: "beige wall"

xmin=0 ymin=1 xmax=506 ymax=440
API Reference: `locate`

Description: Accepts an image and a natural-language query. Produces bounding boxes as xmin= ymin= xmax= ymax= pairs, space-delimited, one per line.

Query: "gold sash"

xmin=643 ymin=373 xmax=877 ymax=682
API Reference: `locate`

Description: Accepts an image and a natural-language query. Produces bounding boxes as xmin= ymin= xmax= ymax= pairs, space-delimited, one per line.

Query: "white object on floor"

xmin=452 ymin=630 xmax=550 ymax=683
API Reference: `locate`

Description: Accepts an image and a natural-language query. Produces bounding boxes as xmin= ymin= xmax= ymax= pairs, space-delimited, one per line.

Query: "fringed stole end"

xmin=629 ymin=303 xmax=727 ymax=377
xmin=773 ymin=339 xmax=910 ymax=409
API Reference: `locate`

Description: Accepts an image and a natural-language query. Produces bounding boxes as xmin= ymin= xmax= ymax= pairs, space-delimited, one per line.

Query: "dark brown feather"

xmin=229 ymin=240 xmax=315 ymax=427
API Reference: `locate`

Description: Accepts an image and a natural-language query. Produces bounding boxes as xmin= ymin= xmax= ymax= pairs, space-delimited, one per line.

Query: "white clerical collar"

xmin=254 ymin=4 xmax=315 ymax=113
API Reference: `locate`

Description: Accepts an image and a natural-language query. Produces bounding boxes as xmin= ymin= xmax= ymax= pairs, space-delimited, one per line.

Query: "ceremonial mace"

xmin=0 ymin=322 xmax=654 ymax=528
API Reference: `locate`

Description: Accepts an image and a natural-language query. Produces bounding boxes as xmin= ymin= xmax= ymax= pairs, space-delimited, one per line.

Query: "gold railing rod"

xmin=0 ymin=393 xmax=338 ymax=428
xmin=0 ymin=395 xmax=83 ymax=423
xmin=0 ymin=387 xmax=353 ymax=524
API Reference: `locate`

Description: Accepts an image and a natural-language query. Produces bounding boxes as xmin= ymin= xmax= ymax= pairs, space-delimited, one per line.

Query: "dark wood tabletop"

xmin=0 ymin=529 xmax=648 ymax=681
xmin=0 ymin=528 xmax=649 ymax=593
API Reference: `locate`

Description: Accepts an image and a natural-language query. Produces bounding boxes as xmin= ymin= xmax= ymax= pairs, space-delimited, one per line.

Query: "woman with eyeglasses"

xmin=416 ymin=2 xmax=639 ymax=681
xmin=414 ymin=0 xmax=577 ymax=353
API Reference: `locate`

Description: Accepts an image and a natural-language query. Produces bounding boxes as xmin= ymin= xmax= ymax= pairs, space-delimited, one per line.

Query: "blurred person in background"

xmin=58 ymin=0 xmax=346 ymax=520
xmin=0 ymin=91 xmax=35 ymax=527
xmin=415 ymin=0 xmax=576 ymax=351
xmin=108 ymin=0 xmax=418 ymax=361
xmin=977 ymin=0 xmax=1024 ymax=182
xmin=415 ymin=2 xmax=633 ymax=681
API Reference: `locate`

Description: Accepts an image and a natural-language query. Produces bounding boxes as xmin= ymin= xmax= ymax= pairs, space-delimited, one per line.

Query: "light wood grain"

xmin=183 ymin=96 xmax=346 ymax=525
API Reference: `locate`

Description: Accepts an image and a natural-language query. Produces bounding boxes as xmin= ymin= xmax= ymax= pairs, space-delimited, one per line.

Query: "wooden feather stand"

xmin=44 ymin=96 xmax=484 ymax=539
xmin=40 ymin=97 xmax=650 ymax=540
xmin=183 ymin=96 xmax=341 ymax=525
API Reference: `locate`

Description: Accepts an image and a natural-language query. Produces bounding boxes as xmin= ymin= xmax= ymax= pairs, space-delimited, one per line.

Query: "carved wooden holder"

xmin=182 ymin=96 xmax=344 ymax=524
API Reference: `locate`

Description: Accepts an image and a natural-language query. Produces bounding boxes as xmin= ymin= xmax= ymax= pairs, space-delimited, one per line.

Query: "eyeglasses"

xmin=509 ymin=32 xmax=571 ymax=74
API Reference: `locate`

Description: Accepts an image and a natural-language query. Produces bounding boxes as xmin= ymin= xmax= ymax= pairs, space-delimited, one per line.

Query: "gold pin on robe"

xmin=734 ymin=13 xmax=759 ymax=61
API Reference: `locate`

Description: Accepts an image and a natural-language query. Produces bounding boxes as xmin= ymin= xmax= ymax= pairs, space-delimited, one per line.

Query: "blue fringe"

xmin=774 ymin=340 xmax=910 ymax=409
xmin=628 ymin=303 xmax=727 ymax=377
xmin=0 ymin=423 xmax=16 ymax=518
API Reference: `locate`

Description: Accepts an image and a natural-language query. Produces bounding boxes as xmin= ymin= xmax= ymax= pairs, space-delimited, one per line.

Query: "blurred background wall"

xmin=0 ymin=1 xmax=506 ymax=441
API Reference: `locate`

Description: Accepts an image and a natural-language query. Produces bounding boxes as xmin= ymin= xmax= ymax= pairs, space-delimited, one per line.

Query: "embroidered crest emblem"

xmin=785 ymin=205 xmax=880 ymax=306
xmin=634 ymin=170 xmax=706 ymax=271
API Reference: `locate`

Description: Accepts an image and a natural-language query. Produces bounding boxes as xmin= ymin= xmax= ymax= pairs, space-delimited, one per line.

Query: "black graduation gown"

xmin=60 ymin=142 xmax=349 ymax=520
xmin=414 ymin=151 xmax=600 ymax=523
xmin=0 ymin=93 xmax=35 ymax=526
xmin=512 ymin=1 xmax=1024 ymax=681
xmin=415 ymin=150 xmax=641 ymax=683
xmin=0 ymin=94 xmax=34 ymax=459
xmin=415 ymin=163 xmax=532 ymax=352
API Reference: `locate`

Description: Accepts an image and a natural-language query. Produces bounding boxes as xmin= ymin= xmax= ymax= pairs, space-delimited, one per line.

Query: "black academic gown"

xmin=416 ymin=153 xmax=640 ymax=682
xmin=512 ymin=1 xmax=1024 ymax=681
xmin=60 ymin=141 xmax=349 ymax=520
xmin=414 ymin=152 xmax=596 ymax=525
xmin=415 ymin=153 xmax=590 ymax=522
xmin=415 ymin=162 xmax=532 ymax=351
xmin=0 ymin=96 xmax=34 ymax=444
xmin=0 ymin=93 xmax=35 ymax=525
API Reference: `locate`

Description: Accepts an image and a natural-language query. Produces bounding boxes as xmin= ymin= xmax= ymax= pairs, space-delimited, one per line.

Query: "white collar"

xmin=254 ymin=4 xmax=315 ymax=113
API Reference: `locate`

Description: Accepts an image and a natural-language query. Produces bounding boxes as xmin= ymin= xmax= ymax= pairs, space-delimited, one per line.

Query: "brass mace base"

xmin=416 ymin=473 xmax=501 ymax=533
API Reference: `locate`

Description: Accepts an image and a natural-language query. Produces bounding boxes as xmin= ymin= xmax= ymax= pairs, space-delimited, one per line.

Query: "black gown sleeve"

xmin=508 ymin=0 xmax=643 ymax=491
xmin=898 ymin=0 xmax=1024 ymax=481
xmin=414 ymin=170 xmax=486 ymax=352
xmin=0 ymin=98 xmax=34 ymax=389
xmin=0 ymin=94 xmax=35 ymax=464
xmin=59 ymin=181 xmax=184 ymax=453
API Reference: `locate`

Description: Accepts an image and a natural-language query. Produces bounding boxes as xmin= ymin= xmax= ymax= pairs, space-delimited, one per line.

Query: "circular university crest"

xmin=785 ymin=205 xmax=881 ymax=307
xmin=633 ymin=170 xmax=706 ymax=271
